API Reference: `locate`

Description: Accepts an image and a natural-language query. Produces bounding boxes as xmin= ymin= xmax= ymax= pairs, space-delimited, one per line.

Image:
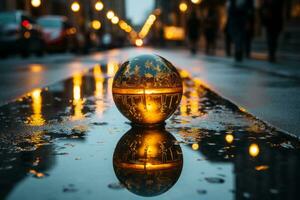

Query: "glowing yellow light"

xmin=106 ymin=10 xmax=114 ymax=19
xmin=112 ymin=55 xmax=183 ymax=125
xmin=239 ymin=106 xmax=247 ymax=112
xmin=30 ymin=64 xmax=43 ymax=73
xmin=249 ymin=143 xmax=260 ymax=157
xmin=28 ymin=89 xmax=45 ymax=126
xmin=108 ymin=77 xmax=113 ymax=102
xmin=179 ymin=70 xmax=191 ymax=79
xmin=190 ymin=89 xmax=199 ymax=116
xmin=192 ymin=143 xmax=199 ymax=150
xmin=107 ymin=61 xmax=119 ymax=77
xmin=135 ymin=38 xmax=143 ymax=47
xmin=180 ymin=95 xmax=188 ymax=117
xmin=119 ymin=20 xmax=128 ymax=30
xmin=71 ymin=1 xmax=80 ymax=12
xmin=138 ymin=133 xmax=163 ymax=157
xmin=125 ymin=25 xmax=132 ymax=33
xmin=73 ymin=73 xmax=83 ymax=120
xmin=31 ymin=0 xmax=41 ymax=7
xmin=149 ymin=14 xmax=156 ymax=22
xmin=139 ymin=14 xmax=156 ymax=39
xmin=111 ymin=16 xmax=119 ymax=24
xmin=95 ymin=1 xmax=103 ymax=11
xmin=91 ymin=20 xmax=101 ymax=30
xmin=164 ymin=26 xmax=185 ymax=41
xmin=191 ymin=0 xmax=202 ymax=4
xmin=94 ymin=65 xmax=105 ymax=117
xmin=125 ymin=26 xmax=132 ymax=33
xmin=255 ymin=165 xmax=269 ymax=171
xmin=225 ymin=134 xmax=234 ymax=144
xmin=179 ymin=2 xmax=188 ymax=12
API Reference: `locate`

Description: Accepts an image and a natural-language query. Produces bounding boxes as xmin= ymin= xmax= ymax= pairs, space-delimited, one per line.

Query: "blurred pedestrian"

xmin=224 ymin=19 xmax=233 ymax=57
xmin=245 ymin=0 xmax=255 ymax=58
xmin=204 ymin=7 xmax=218 ymax=55
xmin=227 ymin=0 xmax=254 ymax=62
xmin=186 ymin=11 xmax=200 ymax=55
xmin=260 ymin=0 xmax=284 ymax=62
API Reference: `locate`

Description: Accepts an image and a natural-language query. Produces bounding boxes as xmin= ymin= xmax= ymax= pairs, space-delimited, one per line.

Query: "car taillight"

xmin=22 ymin=20 xmax=30 ymax=27
xmin=21 ymin=20 xmax=32 ymax=30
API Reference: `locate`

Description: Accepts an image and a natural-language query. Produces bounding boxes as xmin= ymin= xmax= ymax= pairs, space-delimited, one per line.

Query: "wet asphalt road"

xmin=0 ymin=47 xmax=299 ymax=136
xmin=0 ymin=61 xmax=299 ymax=200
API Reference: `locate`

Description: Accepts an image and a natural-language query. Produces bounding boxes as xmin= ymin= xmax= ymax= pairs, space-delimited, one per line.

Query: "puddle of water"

xmin=0 ymin=63 xmax=299 ymax=200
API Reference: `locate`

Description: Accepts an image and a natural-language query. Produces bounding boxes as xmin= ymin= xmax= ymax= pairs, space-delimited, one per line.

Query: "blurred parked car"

xmin=37 ymin=16 xmax=83 ymax=53
xmin=0 ymin=11 xmax=45 ymax=57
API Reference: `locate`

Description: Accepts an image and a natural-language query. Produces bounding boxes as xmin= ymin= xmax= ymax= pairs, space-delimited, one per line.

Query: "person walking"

xmin=186 ymin=11 xmax=201 ymax=55
xmin=244 ymin=0 xmax=255 ymax=58
xmin=224 ymin=18 xmax=233 ymax=57
xmin=260 ymin=0 xmax=284 ymax=62
xmin=227 ymin=0 xmax=254 ymax=62
xmin=204 ymin=7 xmax=219 ymax=55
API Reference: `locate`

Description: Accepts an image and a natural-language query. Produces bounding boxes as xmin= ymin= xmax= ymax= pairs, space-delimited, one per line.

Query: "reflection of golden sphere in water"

xmin=112 ymin=54 xmax=183 ymax=125
xmin=113 ymin=126 xmax=183 ymax=197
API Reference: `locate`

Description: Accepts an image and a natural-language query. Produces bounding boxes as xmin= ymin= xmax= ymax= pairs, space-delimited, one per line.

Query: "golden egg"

xmin=113 ymin=126 xmax=183 ymax=197
xmin=112 ymin=54 xmax=183 ymax=125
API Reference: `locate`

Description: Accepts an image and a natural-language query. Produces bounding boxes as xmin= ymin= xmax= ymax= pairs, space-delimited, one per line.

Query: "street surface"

xmin=0 ymin=59 xmax=299 ymax=199
xmin=0 ymin=48 xmax=299 ymax=135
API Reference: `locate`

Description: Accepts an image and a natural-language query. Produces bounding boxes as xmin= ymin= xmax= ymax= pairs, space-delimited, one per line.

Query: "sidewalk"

xmin=198 ymin=50 xmax=300 ymax=80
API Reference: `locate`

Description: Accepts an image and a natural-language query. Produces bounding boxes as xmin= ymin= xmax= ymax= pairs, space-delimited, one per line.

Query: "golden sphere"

xmin=112 ymin=54 xmax=183 ymax=125
xmin=113 ymin=126 xmax=183 ymax=197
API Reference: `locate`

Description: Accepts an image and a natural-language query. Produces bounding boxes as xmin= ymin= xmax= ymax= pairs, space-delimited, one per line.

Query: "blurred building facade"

xmin=154 ymin=0 xmax=300 ymax=53
xmin=0 ymin=0 xmax=126 ymax=30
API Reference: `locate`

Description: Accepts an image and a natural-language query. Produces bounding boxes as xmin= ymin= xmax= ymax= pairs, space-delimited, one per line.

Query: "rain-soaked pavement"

xmin=0 ymin=62 xmax=299 ymax=200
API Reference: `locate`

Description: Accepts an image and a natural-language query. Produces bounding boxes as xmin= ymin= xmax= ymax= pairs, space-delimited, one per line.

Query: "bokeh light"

xmin=107 ymin=10 xmax=115 ymax=19
xmin=179 ymin=2 xmax=188 ymax=12
xmin=31 ymin=0 xmax=41 ymax=7
xmin=91 ymin=20 xmax=101 ymax=30
xmin=71 ymin=1 xmax=80 ymax=12
xmin=95 ymin=1 xmax=104 ymax=11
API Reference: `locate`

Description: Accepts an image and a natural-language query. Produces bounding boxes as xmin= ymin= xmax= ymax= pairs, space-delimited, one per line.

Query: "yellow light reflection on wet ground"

xmin=180 ymin=95 xmax=188 ymax=117
xmin=29 ymin=64 xmax=44 ymax=73
xmin=179 ymin=70 xmax=191 ymax=79
xmin=107 ymin=60 xmax=119 ymax=77
xmin=27 ymin=89 xmax=45 ymax=126
xmin=190 ymin=88 xmax=199 ymax=116
xmin=225 ymin=134 xmax=234 ymax=144
xmin=72 ymin=73 xmax=84 ymax=120
xmin=94 ymin=65 xmax=105 ymax=117
xmin=249 ymin=143 xmax=260 ymax=157
xmin=107 ymin=78 xmax=113 ymax=103
xmin=192 ymin=143 xmax=199 ymax=150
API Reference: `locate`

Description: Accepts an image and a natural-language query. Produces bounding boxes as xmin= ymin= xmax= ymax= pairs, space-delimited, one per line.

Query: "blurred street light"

xmin=119 ymin=20 xmax=127 ymax=30
xmin=91 ymin=20 xmax=101 ymax=30
xmin=71 ymin=1 xmax=80 ymax=12
xmin=139 ymin=14 xmax=157 ymax=39
xmin=135 ymin=39 xmax=143 ymax=47
xmin=111 ymin=16 xmax=119 ymax=24
xmin=95 ymin=1 xmax=104 ymax=11
xmin=31 ymin=0 xmax=41 ymax=7
xmin=179 ymin=2 xmax=188 ymax=12
xmin=191 ymin=0 xmax=202 ymax=4
xmin=106 ymin=10 xmax=115 ymax=19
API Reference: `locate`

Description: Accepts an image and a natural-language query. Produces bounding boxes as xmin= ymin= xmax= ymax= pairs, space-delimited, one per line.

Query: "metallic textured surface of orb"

xmin=113 ymin=126 xmax=183 ymax=197
xmin=112 ymin=54 xmax=183 ymax=125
